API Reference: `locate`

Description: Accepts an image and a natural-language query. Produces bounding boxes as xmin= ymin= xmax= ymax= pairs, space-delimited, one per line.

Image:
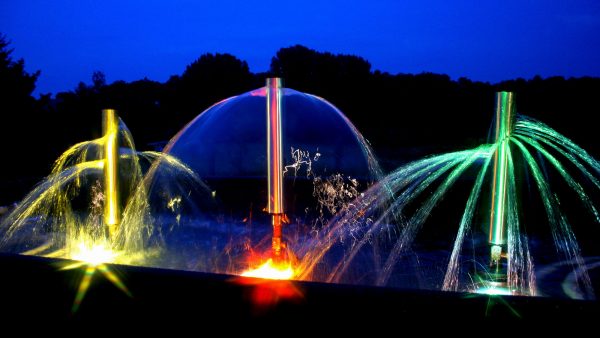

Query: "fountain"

xmin=290 ymin=92 xmax=598 ymax=299
xmin=1 ymin=80 xmax=597 ymax=306
xmin=0 ymin=109 xmax=213 ymax=270
xmin=163 ymin=78 xmax=384 ymax=277
xmin=159 ymin=85 xmax=598 ymax=300
xmin=241 ymin=78 xmax=292 ymax=278
xmin=0 ymin=77 xmax=382 ymax=285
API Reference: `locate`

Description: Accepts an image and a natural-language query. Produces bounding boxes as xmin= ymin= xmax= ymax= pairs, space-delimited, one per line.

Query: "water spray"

xmin=103 ymin=109 xmax=120 ymax=238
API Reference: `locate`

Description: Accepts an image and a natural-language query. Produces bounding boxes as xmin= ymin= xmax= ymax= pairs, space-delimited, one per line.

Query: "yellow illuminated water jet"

xmin=103 ymin=109 xmax=120 ymax=238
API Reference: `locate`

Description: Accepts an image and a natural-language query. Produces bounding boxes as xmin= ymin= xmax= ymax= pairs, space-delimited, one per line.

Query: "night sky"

xmin=2 ymin=0 xmax=599 ymax=96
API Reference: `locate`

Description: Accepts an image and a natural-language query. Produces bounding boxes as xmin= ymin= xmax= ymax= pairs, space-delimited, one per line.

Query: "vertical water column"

xmin=103 ymin=109 xmax=120 ymax=238
xmin=266 ymin=78 xmax=285 ymax=263
xmin=488 ymin=92 xmax=515 ymax=280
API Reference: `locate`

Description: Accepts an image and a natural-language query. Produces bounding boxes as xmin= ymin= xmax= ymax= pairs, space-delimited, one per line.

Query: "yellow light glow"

xmin=71 ymin=242 xmax=117 ymax=267
xmin=241 ymin=259 xmax=294 ymax=280
xmin=103 ymin=109 xmax=120 ymax=235
xmin=64 ymin=240 xmax=131 ymax=313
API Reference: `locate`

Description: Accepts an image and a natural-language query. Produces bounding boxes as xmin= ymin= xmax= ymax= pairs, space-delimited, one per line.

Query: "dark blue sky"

xmin=2 ymin=0 xmax=599 ymax=96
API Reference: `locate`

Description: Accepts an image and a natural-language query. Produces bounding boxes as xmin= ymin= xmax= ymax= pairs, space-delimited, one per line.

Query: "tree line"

xmin=2 ymin=35 xmax=600 ymax=203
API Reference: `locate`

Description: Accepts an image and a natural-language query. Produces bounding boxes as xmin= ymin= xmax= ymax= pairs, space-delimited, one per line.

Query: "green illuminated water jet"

xmin=489 ymin=93 xmax=514 ymax=257
xmin=293 ymin=92 xmax=597 ymax=299
xmin=484 ymin=92 xmax=515 ymax=292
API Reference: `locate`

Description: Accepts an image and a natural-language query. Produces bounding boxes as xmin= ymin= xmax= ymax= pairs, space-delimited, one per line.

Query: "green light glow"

xmin=477 ymin=286 xmax=514 ymax=296
xmin=489 ymin=92 xmax=516 ymax=247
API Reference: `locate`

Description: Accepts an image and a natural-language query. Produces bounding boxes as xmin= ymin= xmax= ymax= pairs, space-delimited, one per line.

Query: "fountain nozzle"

xmin=266 ymin=77 xmax=287 ymax=264
xmin=103 ymin=109 xmax=120 ymax=238
xmin=272 ymin=214 xmax=283 ymax=264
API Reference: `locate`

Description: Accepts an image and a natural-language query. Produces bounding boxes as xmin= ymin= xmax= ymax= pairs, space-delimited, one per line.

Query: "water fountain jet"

xmin=484 ymin=92 xmax=516 ymax=293
xmin=242 ymin=78 xmax=296 ymax=279
xmin=267 ymin=77 xmax=285 ymax=264
xmin=103 ymin=109 xmax=120 ymax=239
xmin=0 ymin=108 xmax=213 ymax=271
xmin=290 ymin=91 xmax=598 ymax=299
xmin=165 ymin=78 xmax=383 ymax=278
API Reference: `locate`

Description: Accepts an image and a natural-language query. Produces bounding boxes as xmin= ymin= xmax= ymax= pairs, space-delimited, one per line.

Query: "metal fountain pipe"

xmin=488 ymin=92 xmax=516 ymax=263
xmin=266 ymin=78 xmax=285 ymax=262
xmin=103 ymin=109 xmax=120 ymax=237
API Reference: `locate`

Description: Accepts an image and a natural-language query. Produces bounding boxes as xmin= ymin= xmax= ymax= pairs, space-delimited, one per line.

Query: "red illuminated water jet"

xmin=242 ymin=78 xmax=295 ymax=279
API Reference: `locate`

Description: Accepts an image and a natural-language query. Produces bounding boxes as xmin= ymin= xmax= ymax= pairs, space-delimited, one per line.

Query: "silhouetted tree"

xmin=496 ymin=75 xmax=600 ymax=151
xmin=0 ymin=34 xmax=39 ymax=109
xmin=0 ymin=34 xmax=43 ymax=203
xmin=179 ymin=52 xmax=253 ymax=101
xmin=92 ymin=70 xmax=106 ymax=89
xmin=101 ymin=78 xmax=166 ymax=145
xmin=270 ymin=45 xmax=371 ymax=97
xmin=163 ymin=53 xmax=256 ymax=130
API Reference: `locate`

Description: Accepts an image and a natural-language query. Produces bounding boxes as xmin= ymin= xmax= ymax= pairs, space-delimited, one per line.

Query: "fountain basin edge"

xmin=0 ymin=253 xmax=597 ymax=328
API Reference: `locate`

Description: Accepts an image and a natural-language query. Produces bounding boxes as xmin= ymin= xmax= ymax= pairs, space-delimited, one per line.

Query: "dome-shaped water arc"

xmin=163 ymin=83 xmax=383 ymax=222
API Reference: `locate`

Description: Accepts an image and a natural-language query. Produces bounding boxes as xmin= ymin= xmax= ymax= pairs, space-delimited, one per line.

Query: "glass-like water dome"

xmin=166 ymin=86 xmax=376 ymax=179
xmin=158 ymin=79 xmax=382 ymax=275
xmin=164 ymin=80 xmax=381 ymax=219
